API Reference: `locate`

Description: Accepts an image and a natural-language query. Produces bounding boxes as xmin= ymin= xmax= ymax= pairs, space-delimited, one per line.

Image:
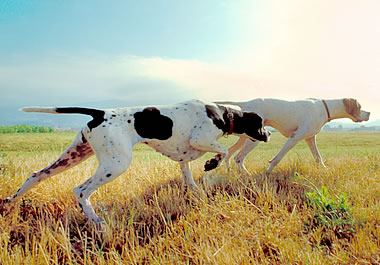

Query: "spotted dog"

xmin=216 ymin=98 xmax=370 ymax=173
xmin=6 ymin=100 xmax=270 ymax=226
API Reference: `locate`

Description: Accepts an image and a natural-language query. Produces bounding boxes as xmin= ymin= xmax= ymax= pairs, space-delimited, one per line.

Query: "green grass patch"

xmin=305 ymin=185 xmax=357 ymax=250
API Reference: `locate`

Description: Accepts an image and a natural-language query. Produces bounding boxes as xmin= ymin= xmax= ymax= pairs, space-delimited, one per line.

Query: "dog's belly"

xmin=145 ymin=140 xmax=205 ymax=162
xmin=266 ymin=120 xmax=297 ymax=138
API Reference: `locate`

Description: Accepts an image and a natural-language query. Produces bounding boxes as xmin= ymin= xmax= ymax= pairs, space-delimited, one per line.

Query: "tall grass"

xmin=0 ymin=132 xmax=379 ymax=264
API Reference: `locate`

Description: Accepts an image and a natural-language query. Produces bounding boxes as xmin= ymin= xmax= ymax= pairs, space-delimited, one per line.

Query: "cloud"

xmin=0 ymin=53 xmax=264 ymax=106
xmin=0 ymin=54 xmax=198 ymax=106
xmin=1 ymin=0 xmax=379 ymax=119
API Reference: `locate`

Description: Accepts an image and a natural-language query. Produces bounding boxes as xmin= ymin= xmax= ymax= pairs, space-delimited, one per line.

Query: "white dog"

xmin=216 ymin=98 xmax=370 ymax=173
xmin=6 ymin=100 xmax=270 ymax=226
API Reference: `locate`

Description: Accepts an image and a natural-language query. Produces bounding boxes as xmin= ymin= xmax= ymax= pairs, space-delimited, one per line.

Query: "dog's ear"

xmin=239 ymin=112 xmax=269 ymax=142
xmin=343 ymin=98 xmax=361 ymax=118
xmin=134 ymin=107 xmax=173 ymax=140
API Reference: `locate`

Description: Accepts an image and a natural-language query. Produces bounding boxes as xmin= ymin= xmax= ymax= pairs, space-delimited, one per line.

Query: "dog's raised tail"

xmin=20 ymin=107 xmax=106 ymax=130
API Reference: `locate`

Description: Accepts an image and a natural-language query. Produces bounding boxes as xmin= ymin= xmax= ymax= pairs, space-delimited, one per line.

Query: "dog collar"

xmin=226 ymin=111 xmax=234 ymax=135
xmin=322 ymin=99 xmax=331 ymax=122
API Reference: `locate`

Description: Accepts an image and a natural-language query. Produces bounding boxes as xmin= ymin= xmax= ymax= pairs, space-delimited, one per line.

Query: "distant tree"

xmin=0 ymin=125 xmax=55 ymax=133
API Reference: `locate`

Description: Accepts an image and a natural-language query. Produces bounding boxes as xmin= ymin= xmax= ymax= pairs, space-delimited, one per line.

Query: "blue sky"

xmin=1 ymin=0 xmax=379 ymax=120
xmin=0 ymin=0 xmax=254 ymax=60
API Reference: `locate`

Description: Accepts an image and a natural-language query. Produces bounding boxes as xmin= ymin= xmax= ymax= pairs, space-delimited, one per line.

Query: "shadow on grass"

xmin=0 ymin=167 xmax=309 ymax=262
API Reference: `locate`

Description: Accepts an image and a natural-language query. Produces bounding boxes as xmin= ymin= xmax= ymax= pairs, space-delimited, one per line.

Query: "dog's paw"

xmin=204 ymin=158 xmax=219 ymax=171
xmin=204 ymin=154 xmax=224 ymax=171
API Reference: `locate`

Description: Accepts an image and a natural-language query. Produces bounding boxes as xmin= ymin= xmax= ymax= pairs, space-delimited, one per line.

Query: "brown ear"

xmin=343 ymin=98 xmax=361 ymax=117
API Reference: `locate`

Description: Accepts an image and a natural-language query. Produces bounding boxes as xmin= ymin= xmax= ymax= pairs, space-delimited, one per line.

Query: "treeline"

xmin=0 ymin=125 xmax=54 ymax=133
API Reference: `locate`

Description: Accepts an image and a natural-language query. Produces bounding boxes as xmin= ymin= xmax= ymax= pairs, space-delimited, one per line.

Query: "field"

xmin=0 ymin=131 xmax=379 ymax=264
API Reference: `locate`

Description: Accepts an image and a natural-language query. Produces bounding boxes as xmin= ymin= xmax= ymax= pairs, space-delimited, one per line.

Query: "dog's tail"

xmin=21 ymin=107 xmax=103 ymax=116
xmin=21 ymin=107 xmax=105 ymax=130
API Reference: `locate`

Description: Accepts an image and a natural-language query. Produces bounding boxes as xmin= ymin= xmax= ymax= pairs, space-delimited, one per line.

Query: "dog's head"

xmin=238 ymin=112 xmax=271 ymax=142
xmin=343 ymin=98 xmax=370 ymax=122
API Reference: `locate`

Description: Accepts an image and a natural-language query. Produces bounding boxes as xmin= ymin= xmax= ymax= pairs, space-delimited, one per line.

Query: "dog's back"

xmin=217 ymin=98 xmax=324 ymax=137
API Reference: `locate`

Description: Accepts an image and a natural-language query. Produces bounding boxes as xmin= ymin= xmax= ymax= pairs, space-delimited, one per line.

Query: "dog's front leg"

xmin=305 ymin=135 xmax=326 ymax=168
xmin=178 ymin=162 xmax=198 ymax=190
xmin=224 ymin=137 xmax=247 ymax=170
xmin=189 ymin=138 xmax=228 ymax=172
xmin=204 ymin=153 xmax=226 ymax=171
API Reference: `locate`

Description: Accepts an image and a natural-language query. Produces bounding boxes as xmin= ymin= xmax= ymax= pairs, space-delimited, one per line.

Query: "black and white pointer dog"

xmin=6 ymin=100 xmax=270 ymax=226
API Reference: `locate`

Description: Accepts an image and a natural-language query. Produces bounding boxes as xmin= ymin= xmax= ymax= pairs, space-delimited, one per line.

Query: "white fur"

xmin=20 ymin=107 xmax=58 ymax=113
xmin=216 ymin=98 xmax=370 ymax=173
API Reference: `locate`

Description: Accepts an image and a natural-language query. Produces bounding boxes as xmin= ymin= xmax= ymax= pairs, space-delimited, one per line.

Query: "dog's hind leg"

xmin=72 ymin=141 xmax=133 ymax=226
xmin=234 ymin=139 xmax=260 ymax=175
xmin=7 ymin=132 xmax=94 ymax=203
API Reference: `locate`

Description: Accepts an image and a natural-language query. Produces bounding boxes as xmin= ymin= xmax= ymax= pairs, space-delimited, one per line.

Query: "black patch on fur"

xmin=205 ymin=105 xmax=269 ymax=141
xmin=55 ymin=107 xmax=105 ymax=131
xmin=205 ymin=105 xmax=227 ymax=132
xmin=204 ymin=154 xmax=223 ymax=171
xmin=42 ymin=169 xmax=51 ymax=174
xmin=205 ymin=105 xmax=236 ymax=134
xmin=234 ymin=112 xmax=269 ymax=142
xmin=134 ymin=107 xmax=173 ymax=140
xmin=50 ymin=158 xmax=69 ymax=169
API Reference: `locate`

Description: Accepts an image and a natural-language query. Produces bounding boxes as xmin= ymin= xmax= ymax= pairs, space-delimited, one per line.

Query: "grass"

xmin=0 ymin=131 xmax=379 ymax=264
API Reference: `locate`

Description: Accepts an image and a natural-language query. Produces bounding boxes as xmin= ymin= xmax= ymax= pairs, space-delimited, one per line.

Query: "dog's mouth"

xmin=354 ymin=112 xmax=370 ymax=122
xmin=354 ymin=115 xmax=369 ymax=122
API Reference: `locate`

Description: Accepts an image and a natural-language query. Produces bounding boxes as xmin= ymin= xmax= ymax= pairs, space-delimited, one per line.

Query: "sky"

xmin=1 ymin=0 xmax=379 ymax=120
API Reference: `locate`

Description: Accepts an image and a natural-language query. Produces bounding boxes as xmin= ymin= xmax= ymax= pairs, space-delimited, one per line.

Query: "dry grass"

xmin=0 ymin=132 xmax=379 ymax=264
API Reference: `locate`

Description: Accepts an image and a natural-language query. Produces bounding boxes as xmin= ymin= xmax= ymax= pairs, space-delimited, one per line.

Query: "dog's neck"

xmin=323 ymin=99 xmax=351 ymax=121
